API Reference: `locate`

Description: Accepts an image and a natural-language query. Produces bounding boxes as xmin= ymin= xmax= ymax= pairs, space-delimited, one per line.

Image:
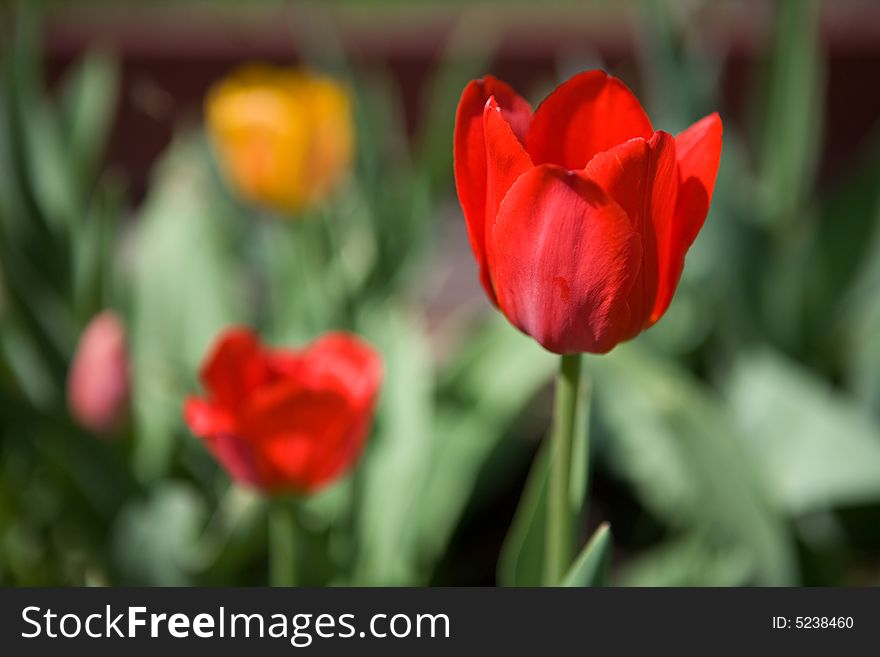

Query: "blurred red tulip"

xmin=454 ymin=71 xmax=722 ymax=354
xmin=67 ymin=311 xmax=130 ymax=434
xmin=184 ymin=328 xmax=382 ymax=494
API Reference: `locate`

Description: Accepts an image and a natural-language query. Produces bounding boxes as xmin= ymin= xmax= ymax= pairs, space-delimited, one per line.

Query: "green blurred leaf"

xmin=416 ymin=318 xmax=556 ymax=575
xmin=3 ymin=14 xmax=77 ymax=238
xmin=198 ymin=485 xmax=267 ymax=583
xmin=725 ymin=349 xmax=880 ymax=514
xmin=636 ymin=0 xmax=724 ymax=129
xmin=846 ymin=288 xmax=880 ymax=417
xmin=352 ymin=308 xmax=434 ymax=585
xmin=812 ymin=133 xmax=880 ymax=327
xmin=20 ymin=101 xmax=80 ymax=234
xmin=561 ymin=522 xmax=611 ymax=587
xmin=619 ymin=532 xmax=752 ymax=587
xmin=260 ymin=218 xmax=329 ymax=342
xmin=59 ymin=50 xmax=119 ymax=187
xmin=497 ymin=441 xmax=549 ymax=587
xmin=73 ymin=174 xmax=124 ymax=322
xmin=757 ymin=0 xmax=824 ymax=226
xmin=415 ymin=8 xmax=503 ymax=193
xmin=131 ymin=137 xmax=244 ymax=480
xmin=498 ymin=363 xmax=591 ymax=587
xmin=348 ymin=69 xmax=432 ymax=298
xmin=0 ymin=321 xmax=56 ymax=408
xmin=829 ymin=138 xmax=880 ymax=412
xmin=112 ymin=482 xmax=206 ymax=585
xmin=0 ymin=222 xmax=75 ymax=382
xmin=34 ymin=423 xmax=137 ymax=521
xmin=591 ymin=345 xmax=796 ymax=585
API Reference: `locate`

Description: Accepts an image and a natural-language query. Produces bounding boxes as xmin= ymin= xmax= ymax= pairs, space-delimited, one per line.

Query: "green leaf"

xmin=0 ymin=218 xmax=76 ymax=380
xmin=260 ymin=218 xmax=329 ymax=343
xmin=619 ymin=532 xmax=753 ymax=587
xmin=830 ymin=143 xmax=880 ymax=412
xmin=0 ymin=321 xmax=57 ymax=409
xmin=591 ymin=345 xmax=796 ymax=585
xmin=757 ymin=0 xmax=823 ymax=225
xmin=198 ymin=485 xmax=267 ymax=583
xmin=352 ymin=308 xmax=434 ymax=585
xmin=635 ymin=0 xmax=724 ymax=128
xmin=498 ymin=360 xmax=591 ymax=587
xmin=812 ymin=133 xmax=880 ymax=328
xmin=112 ymin=483 xmax=207 ymax=585
xmin=561 ymin=522 xmax=611 ymax=587
xmin=130 ymin=136 xmax=244 ymax=480
xmin=725 ymin=349 xmax=880 ymax=514
xmin=416 ymin=318 xmax=556 ymax=576
xmin=72 ymin=174 xmax=124 ymax=322
xmin=497 ymin=441 xmax=549 ymax=587
xmin=18 ymin=100 xmax=79 ymax=234
xmin=415 ymin=10 xmax=503 ymax=194
xmin=59 ymin=50 xmax=119 ymax=186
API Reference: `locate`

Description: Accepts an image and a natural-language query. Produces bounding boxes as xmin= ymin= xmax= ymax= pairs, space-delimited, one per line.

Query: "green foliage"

xmin=129 ymin=137 xmax=245 ymax=480
xmin=112 ymin=482 xmax=207 ymax=585
xmin=0 ymin=6 xmax=132 ymax=585
xmin=591 ymin=346 xmax=797 ymax=586
xmin=561 ymin=523 xmax=611 ymax=587
xmin=498 ymin=360 xmax=589 ymax=587
xmin=756 ymin=0 xmax=824 ymax=228
xmin=498 ymin=441 xmax=550 ymax=587
xmin=726 ymin=351 xmax=880 ymax=515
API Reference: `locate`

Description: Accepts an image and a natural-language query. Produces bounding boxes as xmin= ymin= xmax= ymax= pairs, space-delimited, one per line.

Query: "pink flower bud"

xmin=67 ymin=311 xmax=130 ymax=434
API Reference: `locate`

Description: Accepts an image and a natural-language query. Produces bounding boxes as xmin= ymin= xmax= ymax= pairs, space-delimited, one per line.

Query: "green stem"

xmin=268 ymin=499 xmax=297 ymax=587
xmin=292 ymin=220 xmax=321 ymax=335
xmin=317 ymin=203 xmax=356 ymax=328
xmin=544 ymin=353 xmax=583 ymax=586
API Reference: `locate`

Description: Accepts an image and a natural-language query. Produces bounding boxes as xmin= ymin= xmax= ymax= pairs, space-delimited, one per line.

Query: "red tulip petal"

xmin=308 ymin=409 xmax=373 ymax=488
xmin=242 ymin=383 xmax=353 ymax=492
xmin=200 ymin=327 xmax=271 ymax=411
xmin=208 ymin=433 xmax=268 ymax=490
xmin=298 ymin=332 xmax=383 ymax=409
xmin=184 ymin=396 xmax=267 ymax=489
xmin=483 ymin=95 xmax=534 ymax=265
xmin=242 ymin=328 xmax=383 ymax=492
xmin=183 ymin=396 xmax=237 ymax=437
xmin=454 ymin=76 xmax=532 ymax=303
xmin=287 ymin=332 xmax=380 ymax=489
xmin=649 ymin=112 xmax=723 ymax=322
xmin=265 ymin=349 xmax=304 ymax=380
xmin=584 ymin=131 xmax=678 ymax=336
xmin=527 ymin=70 xmax=653 ymax=171
xmin=672 ymin=112 xmax=723 ymax=248
xmin=487 ymin=165 xmax=642 ymax=354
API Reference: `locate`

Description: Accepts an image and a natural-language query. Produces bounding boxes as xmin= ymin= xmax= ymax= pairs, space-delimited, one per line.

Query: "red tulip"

xmin=67 ymin=311 xmax=130 ymax=434
xmin=454 ymin=71 xmax=722 ymax=354
xmin=184 ymin=328 xmax=382 ymax=494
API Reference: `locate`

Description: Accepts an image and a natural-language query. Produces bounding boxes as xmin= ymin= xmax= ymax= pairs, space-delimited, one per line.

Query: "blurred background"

xmin=2 ymin=0 xmax=880 ymax=586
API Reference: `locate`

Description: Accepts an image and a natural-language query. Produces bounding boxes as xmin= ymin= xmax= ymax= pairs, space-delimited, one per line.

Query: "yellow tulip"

xmin=205 ymin=65 xmax=355 ymax=214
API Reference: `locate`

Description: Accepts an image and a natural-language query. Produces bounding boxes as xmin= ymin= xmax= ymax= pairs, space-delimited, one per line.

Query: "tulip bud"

xmin=205 ymin=64 xmax=355 ymax=215
xmin=67 ymin=311 xmax=130 ymax=434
